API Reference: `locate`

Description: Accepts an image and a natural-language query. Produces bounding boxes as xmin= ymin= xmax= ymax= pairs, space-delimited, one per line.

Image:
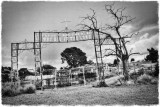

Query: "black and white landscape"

xmin=1 ymin=1 xmax=159 ymax=105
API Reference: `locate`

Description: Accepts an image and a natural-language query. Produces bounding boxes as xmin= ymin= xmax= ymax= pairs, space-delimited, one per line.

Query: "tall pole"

xmin=54 ymin=69 xmax=57 ymax=89
xmin=16 ymin=43 xmax=20 ymax=85
xmin=39 ymin=31 xmax=43 ymax=91
xmin=11 ymin=43 xmax=13 ymax=82
xmin=34 ymin=32 xmax=37 ymax=84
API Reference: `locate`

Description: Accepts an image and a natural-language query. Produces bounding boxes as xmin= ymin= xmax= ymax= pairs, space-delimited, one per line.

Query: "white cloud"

xmin=120 ymin=24 xmax=136 ymax=36
xmin=140 ymin=25 xmax=159 ymax=33
xmin=131 ymin=33 xmax=159 ymax=54
xmin=139 ymin=33 xmax=149 ymax=40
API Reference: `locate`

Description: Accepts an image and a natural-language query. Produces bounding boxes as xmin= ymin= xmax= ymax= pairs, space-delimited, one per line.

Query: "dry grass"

xmin=2 ymin=84 xmax=158 ymax=105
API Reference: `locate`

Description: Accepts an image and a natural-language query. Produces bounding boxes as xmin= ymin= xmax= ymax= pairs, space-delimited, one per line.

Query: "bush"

xmin=23 ymin=84 xmax=36 ymax=94
xmin=78 ymin=78 xmax=84 ymax=84
xmin=130 ymin=68 xmax=144 ymax=81
xmin=137 ymin=74 xmax=153 ymax=84
xmin=2 ymin=82 xmax=22 ymax=97
xmin=2 ymin=86 xmax=15 ymax=97
xmin=148 ymin=63 xmax=159 ymax=77
xmin=92 ymin=81 xmax=108 ymax=87
xmin=154 ymin=63 xmax=159 ymax=77
xmin=150 ymin=78 xmax=158 ymax=84
xmin=2 ymin=82 xmax=36 ymax=97
xmin=137 ymin=68 xmax=145 ymax=76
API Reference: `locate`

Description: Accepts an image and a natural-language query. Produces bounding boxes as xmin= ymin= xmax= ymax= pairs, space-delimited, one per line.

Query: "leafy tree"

xmin=1 ymin=66 xmax=11 ymax=82
xmin=113 ymin=58 xmax=120 ymax=66
xmin=154 ymin=62 xmax=159 ymax=77
xmin=79 ymin=3 xmax=140 ymax=81
xmin=87 ymin=60 xmax=94 ymax=65
xmin=131 ymin=58 xmax=135 ymax=62
xmin=18 ymin=68 xmax=34 ymax=80
xmin=145 ymin=48 xmax=158 ymax=63
xmin=37 ymin=64 xmax=56 ymax=75
xmin=43 ymin=64 xmax=56 ymax=75
xmin=145 ymin=48 xmax=159 ymax=77
xmin=61 ymin=47 xmax=88 ymax=68
xmin=43 ymin=64 xmax=55 ymax=70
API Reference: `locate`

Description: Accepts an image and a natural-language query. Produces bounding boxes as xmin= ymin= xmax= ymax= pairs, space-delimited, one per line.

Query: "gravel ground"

xmin=2 ymin=84 xmax=158 ymax=105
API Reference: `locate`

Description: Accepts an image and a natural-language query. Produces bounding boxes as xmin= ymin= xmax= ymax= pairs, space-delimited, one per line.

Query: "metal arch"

xmin=11 ymin=29 xmax=126 ymax=84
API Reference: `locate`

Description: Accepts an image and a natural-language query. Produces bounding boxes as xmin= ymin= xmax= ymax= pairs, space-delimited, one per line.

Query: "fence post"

xmin=83 ymin=67 xmax=86 ymax=85
xmin=54 ymin=70 xmax=57 ymax=89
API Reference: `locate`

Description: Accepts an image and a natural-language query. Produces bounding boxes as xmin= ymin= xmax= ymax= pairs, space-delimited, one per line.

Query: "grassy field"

xmin=2 ymin=84 xmax=158 ymax=105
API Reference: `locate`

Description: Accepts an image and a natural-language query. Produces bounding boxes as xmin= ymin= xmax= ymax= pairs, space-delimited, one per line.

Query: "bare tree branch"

xmin=124 ymin=31 xmax=139 ymax=38
xmin=77 ymin=23 xmax=92 ymax=30
xmin=129 ymin=48 xmax=133 ymax=54
xmin=124 ymin=41 xmax=130 ymax=44
xmin=105 ymin=24 xmax=116 ymax=30
xmin=120 ymin=17 xmax=136 ymax=26
xmin=78 ymin=3 xmax=142 ymax=81
xmin=103 ymin=53 xmax=117 ymax=58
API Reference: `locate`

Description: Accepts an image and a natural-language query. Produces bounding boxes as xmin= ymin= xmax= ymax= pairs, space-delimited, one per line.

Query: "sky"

xmin=1 ymin=1 xmax=159 ymax=70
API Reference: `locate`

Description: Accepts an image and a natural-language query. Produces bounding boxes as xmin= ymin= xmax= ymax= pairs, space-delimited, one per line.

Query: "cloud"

xmin=132 ymin=2 xmax=158 ymax=30
xmin=131 ymin=33 xmax=159 ymax=54
xmin=140 ymin=25 xmax=159 ymax=33
xmin=2 ymin=46 xmax=11 ymax=67
xmin=120 ymin=24 xmax=136 ymax=36
xmin=18 ymin=51 xmax=35 ymax=68
xmin=139 ymin=33 xmax=149 ymax=40
xmin=2 ymin=2 xmax=159 ymax=69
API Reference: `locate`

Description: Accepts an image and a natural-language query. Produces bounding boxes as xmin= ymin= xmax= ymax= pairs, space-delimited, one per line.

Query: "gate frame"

xmin=11 ymin=29 xmax=122 ymax=89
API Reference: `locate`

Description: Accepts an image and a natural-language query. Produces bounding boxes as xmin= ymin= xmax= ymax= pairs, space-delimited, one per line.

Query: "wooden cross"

xmin=61 ymin=18 xmax=71 ymax=29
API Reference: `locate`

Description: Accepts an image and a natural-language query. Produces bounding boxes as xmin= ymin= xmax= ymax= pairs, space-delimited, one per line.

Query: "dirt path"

xmin=2 ymin=84 xmax=158 ymax=105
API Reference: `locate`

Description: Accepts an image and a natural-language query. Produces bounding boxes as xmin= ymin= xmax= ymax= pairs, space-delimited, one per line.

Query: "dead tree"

xmin=79 ymin=3 xmax=139 ymax=81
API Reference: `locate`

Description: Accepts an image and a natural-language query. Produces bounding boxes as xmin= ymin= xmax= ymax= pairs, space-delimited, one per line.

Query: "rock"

xmin=126 ymin=80 xmax=135 ymax=85
xmin=105 ymin=75 xmax=124 ymax=86
xmin=114 ymin=80 xmax=122 ymax=86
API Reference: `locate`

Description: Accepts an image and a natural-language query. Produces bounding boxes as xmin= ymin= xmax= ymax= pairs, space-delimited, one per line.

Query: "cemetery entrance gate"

xmin=11 ymin=29 xmax=120 ymax=86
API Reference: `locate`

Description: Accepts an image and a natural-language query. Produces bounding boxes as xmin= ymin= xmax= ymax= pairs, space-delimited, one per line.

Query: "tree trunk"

xmin=122 ymin=58 xmax=129 ymax=81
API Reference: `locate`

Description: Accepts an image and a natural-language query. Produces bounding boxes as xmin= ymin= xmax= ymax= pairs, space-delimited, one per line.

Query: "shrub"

xmin=130 ymin=72 xmax=137 ymax=79
xmin=150 ymin=78 xmax=158 ymax=84
xmin=154 ymin=63 xmax=159 ymax=77
xmin=137 ymin=74 xmax=153 ymax=84
xmin=78 ymin=79 xmax=84 ymax=84
xmin=2 ymin=86 xmax=15 ymax=97
xmin=2 ymin=82 xmax=22 ymax=97
xmin=92 ymin=81 xmax=108 ymax=87
xmin=17 ymin=86 xmax=24 ymax=93
xmin=23 ymin=84 xmax=36 ymax=94
xmin=130 ymin=68 xmax=144 ymax=81
xmin=147 ymin=63 xmax=159 ymax=77
xmin=137 ymin=68 xmax=145 ymax=76
xmin=2 ymin=82 xmax=36 ymax=97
